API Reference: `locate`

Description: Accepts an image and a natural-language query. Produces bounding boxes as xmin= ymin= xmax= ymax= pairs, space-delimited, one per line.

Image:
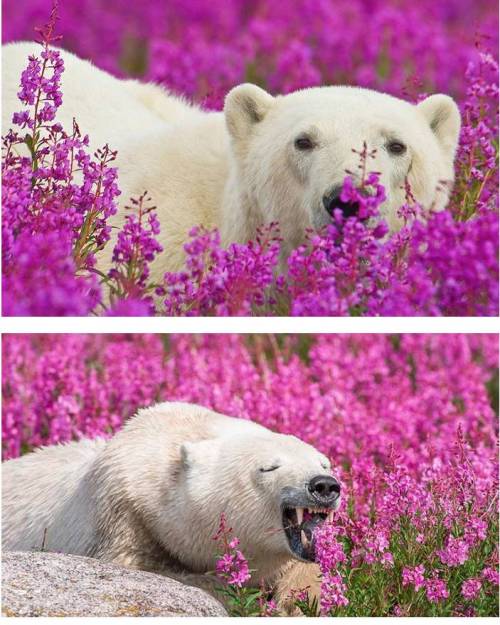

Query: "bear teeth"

xmin=307 ymin=507 xmax=327 ymax=514
xmin=296 ymin=507 xmax=303 ymax=525
xmin=301 ymin=530 xmax=309 ymax=548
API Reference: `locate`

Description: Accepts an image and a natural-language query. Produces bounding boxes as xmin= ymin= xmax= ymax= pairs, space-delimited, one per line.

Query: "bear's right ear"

xmin=224 ymin=83 xmax=275 ymax=142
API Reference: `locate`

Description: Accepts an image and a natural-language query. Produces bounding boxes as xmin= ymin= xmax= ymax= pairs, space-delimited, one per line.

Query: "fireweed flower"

xmin=1 ymin=7 xmax=161 ymax=316
xmin=1 ymin=19 xmax=121 ymax=315
xmin=481 ymin=567 xmax=499 ymax=586
xmin=425 ymin=578 xmax=450 ymax=604
xmin=320 ymin=572 xmax=349 ymax=614
xmin=436 ymin=535 xmax=470 ymax=567
xmin=213 ymin=514 xmax=251 ymax=588
xmin=402 ymin=565 xmax=426 ymax=591
xmin=461 ymin=579 xmax=482 ymax=600
xmin=5 ymin=0 xmax=497 ymax=102
xmin=314 ymin=522 xmax=350 ymax=613
xmin=162 ymin=224 xmax=281 ymax=316
xmin=314 ymin=523 xmax=347 ymax=573
xmin=215 ymin=550 xmax=251 ymax=587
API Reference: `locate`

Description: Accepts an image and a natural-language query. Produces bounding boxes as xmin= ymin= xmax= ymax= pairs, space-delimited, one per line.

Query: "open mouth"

xmin=282 ymin=505 xmax=336 ymax=562
xmin=327 ymin=198 xmax=361 ymax=219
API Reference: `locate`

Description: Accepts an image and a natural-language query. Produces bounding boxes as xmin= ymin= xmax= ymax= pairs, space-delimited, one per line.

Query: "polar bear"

xmin=2 ymin=402 xmax=341 ymax=612
xmin=2 ymin=42 xmax=461 ymax=281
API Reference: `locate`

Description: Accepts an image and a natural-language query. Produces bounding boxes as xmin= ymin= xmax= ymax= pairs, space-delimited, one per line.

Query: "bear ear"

xmin=180 ymin=442 xmax=194 ymax=467
xmin=416 ymin=94 xmax=461 ymax=161
xmin=224 ymin=83 xmax=275 ymax=141
xmin=180 ymin=441 xmax=202 ymax=468
xmin=180 ymin=440 xmax=216 ymax=469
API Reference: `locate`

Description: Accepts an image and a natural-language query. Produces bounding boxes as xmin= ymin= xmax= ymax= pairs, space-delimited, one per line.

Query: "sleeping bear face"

xmin=252 ymin=436 xmax=341 ymax=563
xmin=178 ymin=431 xmax=341 ymax=573
xmin=224 ymin=83 xmax=461 ymax=252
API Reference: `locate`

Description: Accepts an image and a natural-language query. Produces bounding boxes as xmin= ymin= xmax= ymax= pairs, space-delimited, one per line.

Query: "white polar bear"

xmin=2 ymin=43 xmax=461 ymax=282
xmin=2 ymin=402 xmax=341 ymax=611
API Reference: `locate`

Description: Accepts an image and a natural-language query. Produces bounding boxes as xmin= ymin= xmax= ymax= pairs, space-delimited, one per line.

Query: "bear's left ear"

xmin=180 ymin=439 xmax=216 ymax=469
xmin=224 ymin=83 xmax=275 ymax=142
xmin=416 ymin=94 xmax=461 ymax=161
xmin=180 ymin=442 xmax=196 ymax=468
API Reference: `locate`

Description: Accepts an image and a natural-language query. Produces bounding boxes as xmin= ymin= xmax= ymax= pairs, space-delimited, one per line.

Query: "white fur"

xmin=2 ymin=402 xmax=334 ymax=599
xmin=2 ymin=43 xmax=461 ymax=280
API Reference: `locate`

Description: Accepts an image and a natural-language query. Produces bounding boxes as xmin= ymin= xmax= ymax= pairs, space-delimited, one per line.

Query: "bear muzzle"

xmin=323 ymin=185 xmax=360 ymax=219
xmin=280 ymin=477 xmax=341 ymax=562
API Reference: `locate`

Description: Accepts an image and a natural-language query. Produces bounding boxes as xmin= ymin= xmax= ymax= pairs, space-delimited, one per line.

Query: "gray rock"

xmin=2 ymin=551 xmax=227 ymax=617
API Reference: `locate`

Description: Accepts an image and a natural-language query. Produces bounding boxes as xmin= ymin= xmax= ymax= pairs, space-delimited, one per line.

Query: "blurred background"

xmin=3 ymin=0 xmax=498 ymax=108
xmin=2 ymin=333 xmax=498 ymax=459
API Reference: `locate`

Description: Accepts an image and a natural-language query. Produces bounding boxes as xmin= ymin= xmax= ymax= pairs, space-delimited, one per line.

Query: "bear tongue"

xmin=301 ymin=516 xmax=323 ymax=542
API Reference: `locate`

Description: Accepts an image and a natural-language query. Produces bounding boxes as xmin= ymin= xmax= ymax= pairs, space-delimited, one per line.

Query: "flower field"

xmin=2 ymin=0 xmax=499 ymax=316
xmin=2 ymin=333 xmax=498 ymax=615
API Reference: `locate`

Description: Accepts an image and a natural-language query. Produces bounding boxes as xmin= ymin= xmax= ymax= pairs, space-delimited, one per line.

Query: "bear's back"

xmin=2 ymin=437 xmax=106 ymax=553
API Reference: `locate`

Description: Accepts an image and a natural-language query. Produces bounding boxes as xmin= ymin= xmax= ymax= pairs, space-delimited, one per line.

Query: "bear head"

xmin=178 ymin=430 xmax=341 ymax=574
xmin=224 ymin=83 xmax=460 ymax=249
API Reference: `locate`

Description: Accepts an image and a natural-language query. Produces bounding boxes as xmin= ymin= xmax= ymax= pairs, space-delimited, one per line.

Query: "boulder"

xmin=2 ymin=551 xmax=227 ymax=617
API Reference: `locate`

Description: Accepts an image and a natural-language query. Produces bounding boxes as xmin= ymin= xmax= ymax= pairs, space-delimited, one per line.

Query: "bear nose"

xmin=308 ymin=475 xmax=341 ymax=501
xmin=322 ymin=186 xmax=359 ymax=218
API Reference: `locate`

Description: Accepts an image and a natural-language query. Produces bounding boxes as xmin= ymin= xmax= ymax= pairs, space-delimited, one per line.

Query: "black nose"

xmin=323 ymin=186 xmax=359 ymax=218
xmin=308 ymin=475 xmax=341 ymax=501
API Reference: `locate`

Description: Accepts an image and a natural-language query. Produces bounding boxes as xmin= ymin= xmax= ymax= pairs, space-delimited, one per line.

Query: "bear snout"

xmin=307 ymin=475 xmax=341 ymax=503
xmin=323 ymin=185 xmax=360 ymax=219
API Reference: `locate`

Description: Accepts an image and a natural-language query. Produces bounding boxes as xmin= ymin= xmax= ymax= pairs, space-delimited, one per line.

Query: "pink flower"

xmin=366 ymin=530 xmax=389 ymax=553
xmin=402 ymin=565 xmax=426 ymax=591
xmin=436 ymin=536 xmax=470 ymax=566
xmin=213 ymin=513 xmax=251 ymax=588
xmin=380 ymin=552 xmax=394 ymax=568
xmin=259 ymin=597 xmax=277 ymax=616
xmin=215 ymin=545 xmax=251 ymax=587
xmin=465 ymin=517 xmax=488 ymax=543
xmin=461 ymin=578 xmax=482 ymax=601
xmin=425 ymin=578 xmax=449 ymax=603
xmin=392 ymin=605 xmax=405 ymax=616
xmin=320 ymin=572 xmax=349 ymax=614
xmin=314 ymin=523 xmax=347 ymax=573
xmin=481 ymin=567 xmax=499 ymax=586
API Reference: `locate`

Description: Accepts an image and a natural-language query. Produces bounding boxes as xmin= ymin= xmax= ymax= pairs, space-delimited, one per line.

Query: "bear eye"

xmin=294 ymin=135 xmax=315 ymax=151
xmin=259 ymin=464 xmax=280 ymax=472
xmin=387 ymin=140 xmax=407 ymax=155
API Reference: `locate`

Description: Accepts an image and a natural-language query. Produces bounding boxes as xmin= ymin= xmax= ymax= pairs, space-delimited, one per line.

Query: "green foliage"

xmin=215 ymin=584 xmax=274 ymax=617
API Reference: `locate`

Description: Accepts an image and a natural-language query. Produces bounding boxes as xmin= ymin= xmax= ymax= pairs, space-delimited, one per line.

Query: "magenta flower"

xmin=213 ymin=513 xmax=251 ymax=588
xmin=436 ymin=536 xmax=470 ymax=567
xmin=320 ymin=572 xmax=349 ymax=614
xmin=215 ymin=550 xmax=251 ymax=587
xmin=380 ymin=552 xmax=394 ymax=568
xmin=425 ymin=578 xmax=450 ymax=604
xmin=402 ymin=565 xmax=426 ymax=591
xmin=314 ymin=523 xmax=347 ymax=574
xmin=481 ymin=567 xmax=499 ymax=586
xmin=461 ymin=579 xmax=482 ymax=601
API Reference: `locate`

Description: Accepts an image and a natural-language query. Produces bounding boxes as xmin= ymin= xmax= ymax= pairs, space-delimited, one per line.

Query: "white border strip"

xmin=0 ymin=316 xmax=498 ymax=334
